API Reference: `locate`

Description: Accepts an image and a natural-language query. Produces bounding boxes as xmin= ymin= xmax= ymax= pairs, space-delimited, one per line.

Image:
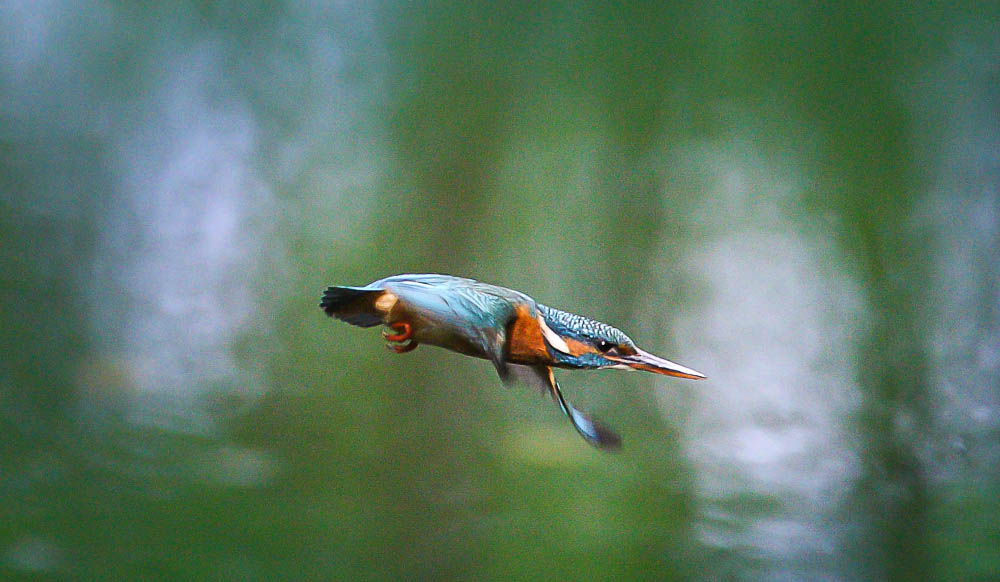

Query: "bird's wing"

xmin=505 ymin=364 xmax=622 ymax=450
xmin=382 ymin=278 xmax=519 ymax=374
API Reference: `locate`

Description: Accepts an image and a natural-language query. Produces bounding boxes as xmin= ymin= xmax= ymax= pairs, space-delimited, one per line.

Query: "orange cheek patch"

xmin=562 ymin=337 xmax=594 ymax=357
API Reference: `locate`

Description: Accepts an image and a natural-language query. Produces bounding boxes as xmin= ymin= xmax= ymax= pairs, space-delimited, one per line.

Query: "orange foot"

xmin=382 ymin=322 xmax=418 ymax=353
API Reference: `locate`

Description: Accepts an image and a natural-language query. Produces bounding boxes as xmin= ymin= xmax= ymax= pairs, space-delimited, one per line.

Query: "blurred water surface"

xmin=2 ymin=2 xmax=998 ymax=580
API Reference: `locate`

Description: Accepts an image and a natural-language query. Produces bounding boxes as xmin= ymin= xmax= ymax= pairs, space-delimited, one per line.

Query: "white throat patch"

xmin=537 ymin=316 xmax=572 ymax=355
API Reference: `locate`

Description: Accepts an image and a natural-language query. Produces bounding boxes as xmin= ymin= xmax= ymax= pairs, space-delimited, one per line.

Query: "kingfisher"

xmin=320 ymin=274 xmax=704 ymax=450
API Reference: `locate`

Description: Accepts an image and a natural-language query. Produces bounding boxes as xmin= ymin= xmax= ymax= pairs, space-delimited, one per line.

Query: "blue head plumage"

xmin=537 ymin=304 xmax=638 ymax=369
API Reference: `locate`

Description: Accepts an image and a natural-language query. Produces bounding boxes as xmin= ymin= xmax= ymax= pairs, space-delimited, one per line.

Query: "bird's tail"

xmin=320 ymin=286 xmax=385 ymax=327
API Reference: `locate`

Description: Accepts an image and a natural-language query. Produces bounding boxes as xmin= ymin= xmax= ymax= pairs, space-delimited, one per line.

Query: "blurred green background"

xmin=2 ymin=2 xmax=998 ymax=580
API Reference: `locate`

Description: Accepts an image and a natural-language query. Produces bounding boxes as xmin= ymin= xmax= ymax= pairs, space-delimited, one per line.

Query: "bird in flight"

xmin=321 ymin=274 xmax=704 ymax=450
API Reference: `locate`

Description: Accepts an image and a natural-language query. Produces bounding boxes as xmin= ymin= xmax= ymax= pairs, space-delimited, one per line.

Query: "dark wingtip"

xmin=319 ymin=285 xmax=384 ymax=327
xmin=319 ymin=286 xmax=342 ymax=316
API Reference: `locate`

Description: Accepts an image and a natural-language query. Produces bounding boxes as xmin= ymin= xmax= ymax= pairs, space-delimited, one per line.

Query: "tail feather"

xmin=320 ymin=286 xmax=384 ymax=327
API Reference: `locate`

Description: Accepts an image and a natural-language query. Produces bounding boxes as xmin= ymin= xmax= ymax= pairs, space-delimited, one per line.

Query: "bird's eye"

xmin=596 ymin=340 xmax=614 ymax=353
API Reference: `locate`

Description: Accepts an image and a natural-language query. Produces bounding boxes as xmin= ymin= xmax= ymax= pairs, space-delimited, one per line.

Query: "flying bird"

xmin=320 ymin=274 xmax=704 ymax=449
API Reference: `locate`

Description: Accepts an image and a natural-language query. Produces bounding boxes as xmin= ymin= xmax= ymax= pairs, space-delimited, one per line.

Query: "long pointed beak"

xmin=616 ymin=348 xmax=706 ymax=379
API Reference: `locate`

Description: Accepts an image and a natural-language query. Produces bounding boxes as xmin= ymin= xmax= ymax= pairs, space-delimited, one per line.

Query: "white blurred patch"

xmin=909 ymin=30 xmax=1000 ymax=485
xmin=0 ymin=0 xmax=110 ymax=82
xmin=89 ymin=43 xmax=274 ymax=432
xmin=654 ymin=140 xmax=864 ymax=577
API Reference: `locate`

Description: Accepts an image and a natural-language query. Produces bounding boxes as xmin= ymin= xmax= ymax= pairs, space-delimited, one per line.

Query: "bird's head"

xmin=537 ymin=305 xmax=705 ymax=379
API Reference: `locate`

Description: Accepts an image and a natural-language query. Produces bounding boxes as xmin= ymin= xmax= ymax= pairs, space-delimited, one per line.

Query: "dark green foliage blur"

xmin=2 ymin=1 xmax=998 ymax=580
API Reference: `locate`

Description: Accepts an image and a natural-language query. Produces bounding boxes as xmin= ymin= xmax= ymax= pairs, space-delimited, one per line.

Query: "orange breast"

xmin=506 ymin=305 xmax=550 ymax=365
